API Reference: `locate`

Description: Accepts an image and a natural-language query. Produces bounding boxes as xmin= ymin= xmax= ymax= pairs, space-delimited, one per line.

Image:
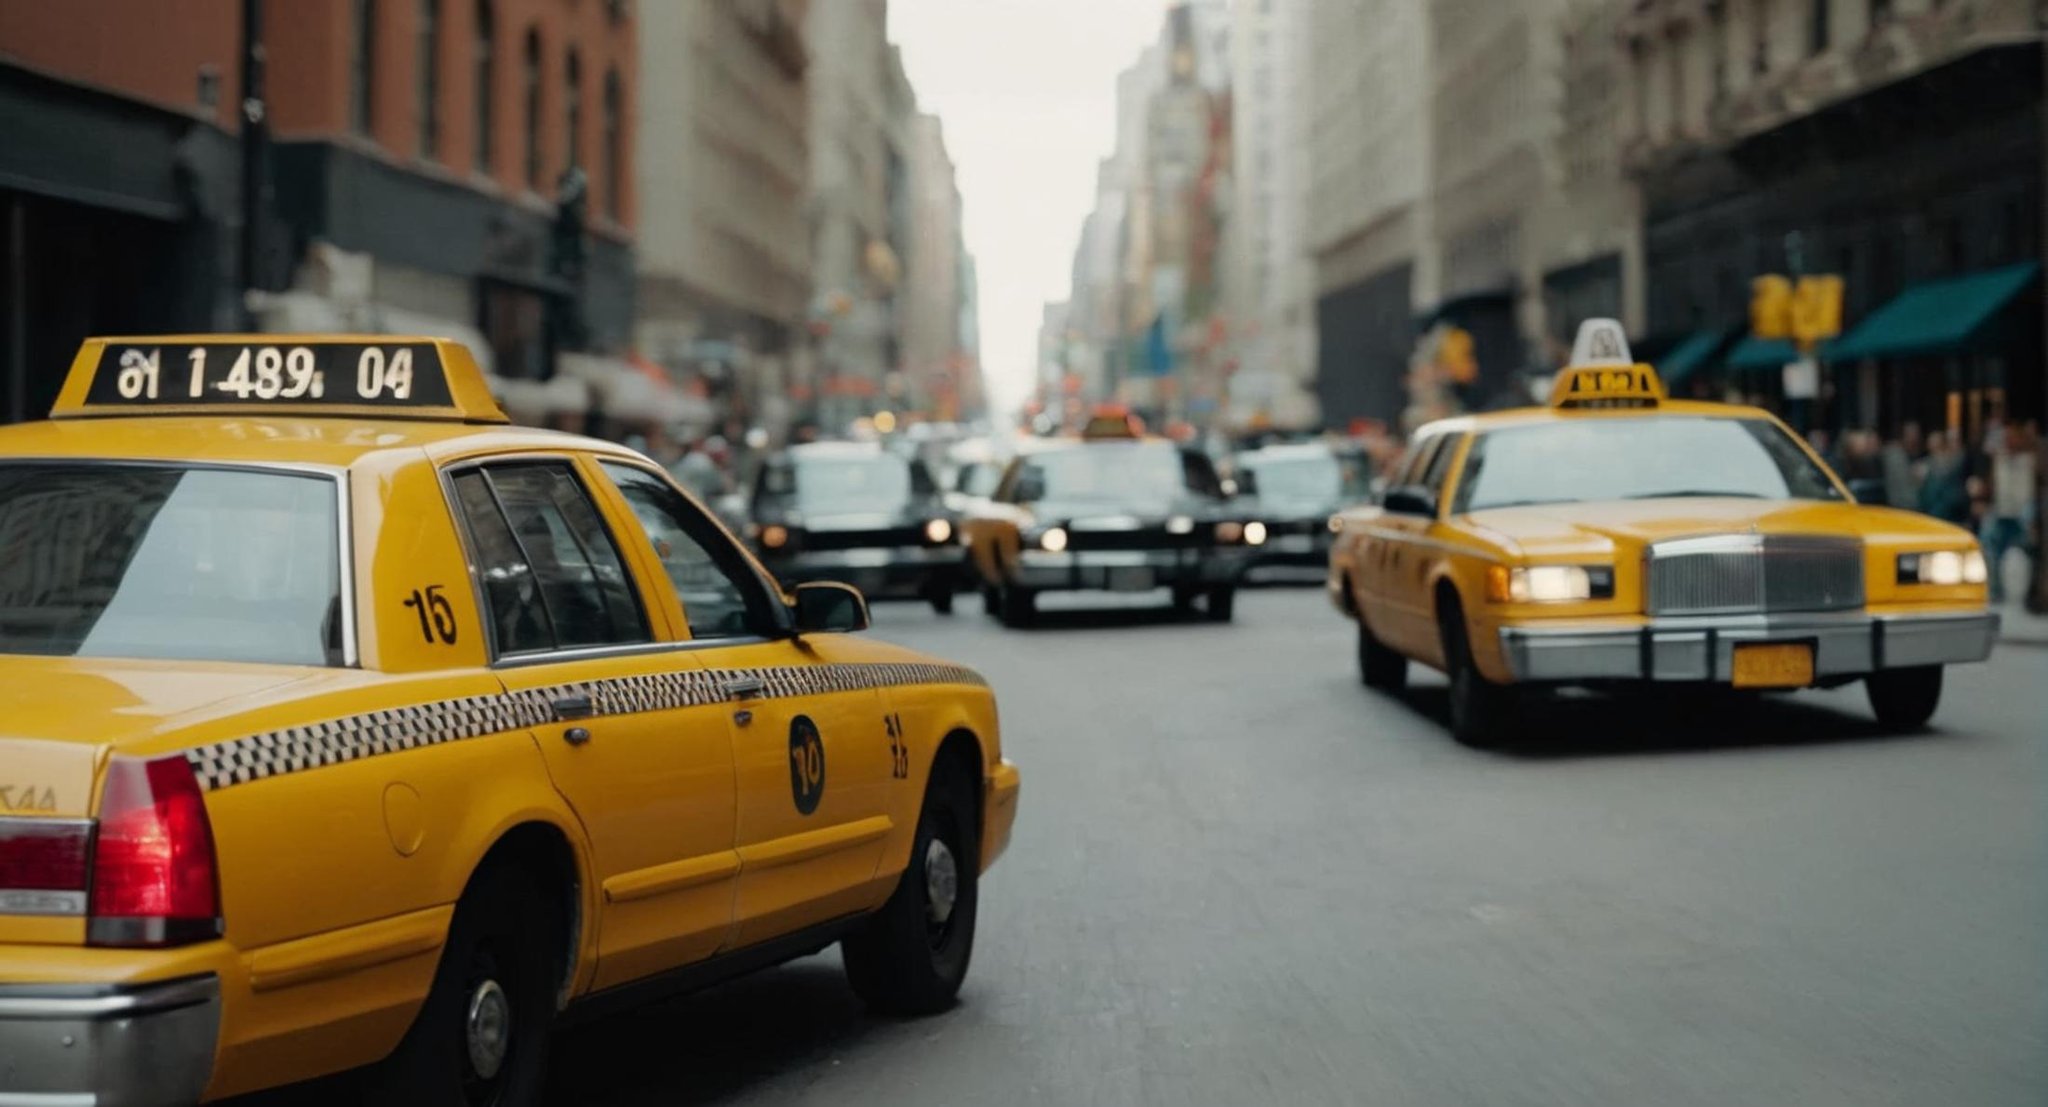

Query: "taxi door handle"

xmin=553 ymin=693 xmax=595 ymax=721
xmin=724 ymin=677 xmax=766 ymax=700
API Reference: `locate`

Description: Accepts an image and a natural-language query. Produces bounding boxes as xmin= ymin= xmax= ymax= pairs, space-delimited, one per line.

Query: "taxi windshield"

xmin=1244 ymin=455 xmax=1343 ymax=504
xmin=786 ymin=455 xmax=931 ymax=512
xmin=0 ymin=463 xmax=342 ymax=666
xmin=1454 ymin=416 xmax=1844 ymax=512
xmin=1022 ymin=442 xmax=1213 ymax=505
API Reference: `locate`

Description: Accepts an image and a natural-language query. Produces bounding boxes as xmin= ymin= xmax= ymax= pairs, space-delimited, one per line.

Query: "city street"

xmin=535 ymin=588 xmax=2048 ymax=1107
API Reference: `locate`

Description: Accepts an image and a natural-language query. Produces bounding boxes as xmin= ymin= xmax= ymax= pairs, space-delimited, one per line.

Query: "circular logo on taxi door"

xmin=788 ymin=715 xmax=826 ymax=815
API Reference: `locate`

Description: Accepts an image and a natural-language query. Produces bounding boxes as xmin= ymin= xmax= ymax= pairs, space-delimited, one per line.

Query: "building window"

xmin=351 ymin=0 xmax=377 ymax=135
xmin=1807 ymin=0 xmax=1829 ymax=56
xmin=523 ymin=28 xmax=542 ymax=189
xmin=474 ymin=0 xmax=494 ymax=172
xmin=607 ymin=0 xmax=629 ymax=24
xmin=564 ymin=50 xmax=583 ymax=173
xmin=1870 ymin=0 xmax=1892 ymax=23
xmin=602 ymin=68 xmax=623 ymax=218
xmin=416 ymin=0 xmax=440 ymax=158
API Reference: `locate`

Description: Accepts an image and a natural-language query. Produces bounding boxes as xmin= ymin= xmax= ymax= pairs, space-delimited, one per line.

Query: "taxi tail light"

xmin=87 ymin=756 xmax=223 ymax=947
xmin=0 ymin=819 xmax=94 ymax=900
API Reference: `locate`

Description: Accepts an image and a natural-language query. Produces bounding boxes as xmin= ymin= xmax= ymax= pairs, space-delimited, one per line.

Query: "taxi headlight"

xmin=1244 ymin=521 xmax=1268 ymax=546
xmin=1486 ymin=564 xmax=1614 ymax=603
xmin=1897 ymin=549 xmax=1985 ymax=586
xmin=1166 ymin=515 xmax=1195 ymax=535
xmin=924 ymin=518 xmax=953 ymax=544
xmin=1039 ymin=526 xmax=1069 ymax=553
xmin=760 ymin=525 xmax=789 ymax=550
xmin=1216 ymin=521 xmax=1245 ymax=544
xmin=1328 ymin=515 xmax=1344 ymax=534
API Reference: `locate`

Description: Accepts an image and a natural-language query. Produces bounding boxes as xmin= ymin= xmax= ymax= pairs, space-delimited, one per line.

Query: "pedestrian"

xmin=1881 ymin=421 xmax=1924 ymax=509
xmin=1979 ymin=419 xmax=2039 ymax=604
xmin=1918 ymin=431 xmax=1970 ymax=524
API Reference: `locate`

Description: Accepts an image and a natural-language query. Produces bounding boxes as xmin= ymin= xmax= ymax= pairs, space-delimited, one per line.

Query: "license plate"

xmin=1106 ymin=567 xmax=1155 ymax=592
xmin=1731 ymin=643 xmax=1815 ymax=688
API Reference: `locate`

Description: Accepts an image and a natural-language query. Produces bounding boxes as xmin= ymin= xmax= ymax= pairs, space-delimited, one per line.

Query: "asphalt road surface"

xmin=245 ymin=587 xmax=2048 ymax=1106
xmin=535 ymin=588 xmax=2047 ymax=1107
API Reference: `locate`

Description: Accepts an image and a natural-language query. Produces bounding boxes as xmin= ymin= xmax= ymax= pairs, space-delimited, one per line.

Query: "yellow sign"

xmin=1549 ymin=364 xmax=1665 ymax=408
xmin=1790 ymin=275 xmax=1844 ymax=344
xmin=1751 ymin=275 xmax=1794 ymax=339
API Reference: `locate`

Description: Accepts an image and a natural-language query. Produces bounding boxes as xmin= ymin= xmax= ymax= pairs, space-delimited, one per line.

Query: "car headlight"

xmin=760 ymin=525 xmax=789 ymax=550
xmin=1039 ymin=526 xmax=1069 ymax=553
xmin=1166 ymin=515 xmax=1195 ymax=535
xmin=1486 ymin=564 xmax=1615 ymax=603
xmin=1244 ymin=521 xmax=1268 ymax=546
xmin=1328 ymin=515 xmax=1344 ymax=534
xmin=1216 ymin=521 xmax=1244 ymax=544
xmin=924 ymin=518 xmax=953 ymax=544
xmin=1897 ymin=549 xmax=1987 ymax=586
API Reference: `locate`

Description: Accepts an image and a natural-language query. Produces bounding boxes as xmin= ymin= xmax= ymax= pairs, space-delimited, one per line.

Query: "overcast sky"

xmin=888 ymin=0 xmax=1169 ymax=419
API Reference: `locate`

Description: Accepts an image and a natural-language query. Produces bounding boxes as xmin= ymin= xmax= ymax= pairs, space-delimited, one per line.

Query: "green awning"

xmin=1725 ymin=336 xmax=1807 ymax=373
xmin=1656 ymin=328 xmax=1732 ymax=385
xmin=1828 ymin=261 xmax=2040 ymax=361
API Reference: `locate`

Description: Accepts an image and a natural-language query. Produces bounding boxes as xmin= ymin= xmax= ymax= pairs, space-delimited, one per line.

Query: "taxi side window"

xmin=451 ymin=463 xmax=651 ymax=656
xmin=1395 ymin=436 xmax=1442 ymax=489
xmin=1419 ymin=434 xmax=1463 ymax=497
xmin=600 ymin=462 xmax=782 ymax=640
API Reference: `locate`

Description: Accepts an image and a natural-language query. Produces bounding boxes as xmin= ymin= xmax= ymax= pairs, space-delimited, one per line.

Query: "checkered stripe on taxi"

xmin=184 ymin=661 xmax=988 ymax=792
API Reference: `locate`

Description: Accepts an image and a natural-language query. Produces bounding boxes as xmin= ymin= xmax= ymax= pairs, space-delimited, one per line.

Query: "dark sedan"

xmin=747 ymin=441 xmax=969 ymax=613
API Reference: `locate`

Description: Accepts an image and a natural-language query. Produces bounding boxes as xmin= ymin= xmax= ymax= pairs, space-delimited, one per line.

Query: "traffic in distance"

xmin=0 ymin=336 xmax=1020 ymax=1105
xmin=0 ymin=322 xmax=2008 ymax=1105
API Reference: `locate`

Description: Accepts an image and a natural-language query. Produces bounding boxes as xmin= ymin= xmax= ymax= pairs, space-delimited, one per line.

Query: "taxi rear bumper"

xmin=1010 ymin=549 xmax=1252 ymax=591
xmin=0 ymin=973 xmax=219 ymax=1107
xmin=1497 ymin=610 xmax=1999 ymax=684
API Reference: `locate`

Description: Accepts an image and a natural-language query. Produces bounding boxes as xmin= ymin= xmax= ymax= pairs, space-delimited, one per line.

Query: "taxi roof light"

xmin=51 ymin=335 xmax=510 ymax=424
xmin=1549 ymin=318 xmax=1664 ymax=410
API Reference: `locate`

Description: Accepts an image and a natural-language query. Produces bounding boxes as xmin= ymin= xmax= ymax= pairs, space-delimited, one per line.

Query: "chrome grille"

xmin=1646 ymin=535 xmax=1864 ymax=616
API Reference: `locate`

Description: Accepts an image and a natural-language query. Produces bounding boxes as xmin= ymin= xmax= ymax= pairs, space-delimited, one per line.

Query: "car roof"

xmin=1236 ymin=443 xmax=1335 ymax=462
xmin=1414 ymin=399 xmax=1776 ymax=439
xmin=784 ymin=440 xmax=892 ymax=460
xmin=0 ymin=415 xmax=641 ymax=473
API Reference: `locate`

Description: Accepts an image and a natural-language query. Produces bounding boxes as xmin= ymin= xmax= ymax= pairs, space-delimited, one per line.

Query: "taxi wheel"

xmin=928 ymin=586 xmax=956 ymax=616
xmin=842 ymin=765 xmax=980 ymax=1015
xmin=1206 ymin=587 xmax=1236 ymax=622
xmin=1440 ymin=598 xmax=1514 ymax=749
xmin=981 ymin=584 xmax=1000 ymax=617
xmin=1357 ymin=618 xmax=1407 ymax=692
xmin=998 ymin=585 xmax=1037 ymax=628
xmin=1867 ymin=665 xmax=1943 ymax=730
xmin=371 ymin=863 xmax=561 ymax=1107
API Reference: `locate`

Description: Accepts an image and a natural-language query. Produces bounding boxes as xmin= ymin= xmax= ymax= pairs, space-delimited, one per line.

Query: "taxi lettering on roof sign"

xmin=0 ymin=333 xmax=1020 ymax=1105
xmin=1080 ymin=404 xmax=1145 ymax=439
xmin=1548 ymin=320 xmax=1665 ymax=408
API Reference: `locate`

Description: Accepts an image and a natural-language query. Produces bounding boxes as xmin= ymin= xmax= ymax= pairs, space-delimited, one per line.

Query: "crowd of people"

xmin=1818 ymin=418 xmax=2044 ymax=608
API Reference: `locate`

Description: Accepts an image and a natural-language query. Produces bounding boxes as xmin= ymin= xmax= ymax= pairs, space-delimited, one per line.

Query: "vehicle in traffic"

xmin=1327 ymin=320 xmax=1998 ymax=747
xmin=1230 ymin=441 xmax=1375 ymax=574
xmin=747 ymin=441 xmax=970 ymax=613
xmin=962 ymin=406 xmax=1265 ymax=625
xmin=0 ymin=335 xmax=1021 ymax=1105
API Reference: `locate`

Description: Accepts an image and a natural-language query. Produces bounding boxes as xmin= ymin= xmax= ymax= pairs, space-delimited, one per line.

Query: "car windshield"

xmin=1454 ymin=416 xmax=1845 ymax=512
xmin=1244 ymin=455 xmax=1342 ymax=503
xmin=1020 ymin=443 xmax=1199 ymax=505
xmin=787 ymin=455 xmax=926 ymax=512
xmin=0 ymin=463 xmax=342 ymax=665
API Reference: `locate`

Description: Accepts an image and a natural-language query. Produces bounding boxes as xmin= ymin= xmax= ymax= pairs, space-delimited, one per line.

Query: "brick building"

xmin=0 ymin=0 xmax=636 ymax=425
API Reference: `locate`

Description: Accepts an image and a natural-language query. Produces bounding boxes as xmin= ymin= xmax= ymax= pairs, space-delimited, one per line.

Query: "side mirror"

xmin=1381 ymin=486 xmax=1438 ymax=517
xmin=790 ymin=581 xmax=870 ymax=634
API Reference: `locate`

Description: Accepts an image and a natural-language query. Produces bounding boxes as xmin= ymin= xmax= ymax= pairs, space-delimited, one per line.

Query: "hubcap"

xmin=465 ymin=978 xmax=511 ymax=1081
xmin=925 ymin=838 xmax=959 ymax=927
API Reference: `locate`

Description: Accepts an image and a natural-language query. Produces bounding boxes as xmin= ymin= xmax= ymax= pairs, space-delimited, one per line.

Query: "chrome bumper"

xmin=1497 ymin=610 xmax=2000 ymax=684
xmin=0 ymin=974 xmax=219 ymax=1106
xmin=1011 ymin=548 xmax=1253 ymax=591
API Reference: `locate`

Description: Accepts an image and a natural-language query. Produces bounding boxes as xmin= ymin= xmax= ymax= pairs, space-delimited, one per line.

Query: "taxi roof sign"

xmin=1550 ymin=319 xmax=1664 ymax=409
xmin=1080 ymin=404 xmax=1146 ymax=440
xmin=52 ymin=335 xmax=509 ymax=423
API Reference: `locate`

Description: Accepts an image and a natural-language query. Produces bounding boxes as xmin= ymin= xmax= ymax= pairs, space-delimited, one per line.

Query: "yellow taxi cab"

xmin=0 ymin=335 xmax=1021 ymax=1104
xmin=1327 ymin=319 xmax=1998 ymax=748
xmin=961 ymin=405 xmax=1264 ymax=625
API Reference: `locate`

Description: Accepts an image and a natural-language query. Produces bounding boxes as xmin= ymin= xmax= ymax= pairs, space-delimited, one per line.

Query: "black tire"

xmin=1206 ymin=586 xmax=1236 ymax=622
xmin=369 ymin=863 xmax=562 ymax=1107
xmin=1867 ymin=665 xmax=1943 ymax=730
xmin=928 ymin=587 xmax=956 ymax=616
xmin=842 ymin=766 xmax=980 ymax=1015
xmin=981 ymin=584 xmax=1000 ymax=618
xmin=1171 ymin=585 xmax=1200 ymax=612
xmin=998 ymin=584 xmax=1036 ymax=628
xmin=1439 ymin=596 xmax=1514 ymax=749
xmin=1357 ymin=616 xmax=1408 ymax=691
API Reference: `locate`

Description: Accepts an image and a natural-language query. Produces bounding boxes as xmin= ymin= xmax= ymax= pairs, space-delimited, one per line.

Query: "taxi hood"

xmin=1462 ymin=497 xmax=1973 ymax=560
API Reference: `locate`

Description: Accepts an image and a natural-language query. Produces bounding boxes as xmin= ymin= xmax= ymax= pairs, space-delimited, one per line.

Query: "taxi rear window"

xmin=0 ymin=463 xmax=343 ymax=666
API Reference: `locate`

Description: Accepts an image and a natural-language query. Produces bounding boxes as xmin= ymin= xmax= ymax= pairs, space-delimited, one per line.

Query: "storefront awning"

xmin=1724 ymin=336 xmax=1835 ymax=373
xmin=1656 ymin=328 xmax=1734 ymax=385
xmin=1827 ymin=261 xmax=2040 ymax=362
